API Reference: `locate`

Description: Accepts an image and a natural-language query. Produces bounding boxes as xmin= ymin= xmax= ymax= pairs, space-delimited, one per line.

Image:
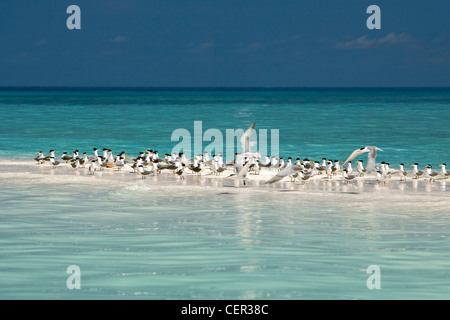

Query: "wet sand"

xmin=2 ymin=160 xmax=450 ymax=201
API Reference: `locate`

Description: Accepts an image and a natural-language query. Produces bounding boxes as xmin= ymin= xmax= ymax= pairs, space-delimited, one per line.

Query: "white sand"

xmin=2 ymin=159 xmax=450 ymax=200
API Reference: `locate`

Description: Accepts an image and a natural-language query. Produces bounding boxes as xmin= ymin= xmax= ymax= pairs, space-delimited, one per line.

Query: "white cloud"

xmin=335 ymin=32 xmax=412 ymax=50
xmin=377 ymin=32 xmax=411 ymax=45
xmin=335 ymin=35 xmax=375 ymax=49
xmin=111 ymin=36 xmax=127 ymax=43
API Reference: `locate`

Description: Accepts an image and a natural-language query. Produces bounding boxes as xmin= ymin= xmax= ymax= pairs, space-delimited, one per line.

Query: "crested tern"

xmin=89 ymin=160 xmax=98 ymax=175
xmin=175 ymin=164 xmax=186 ymax=180
xmin=44 ymin=150 xmax=56 ymax=161
xmin=189 ymin=161 xmax=204 ymax=176
xmin=356 ymin=160 xmax=366 ymax=177
xmin=440 ymin=163 xmax=450 ymax=179
xmin=131 ymin=157 xmax=144 ymax=173
xmin=49 ymin=156 xmax=60 ymax=168
xmin=211 ymin=159 xmax=226 ymax=176
xmin=151 ymin=161 xmax=161 ymax=175
xmin=375 ymin=171 xmax=388 ymax=186
xmin=343 ymin=146 xmax=383 ymax=173
xmin=325 ymin=160 xmax=334 ymax=179
xmin=278 ymin=158 xmax=286 ymax=171
xmin=34 ymin=151 xmax=45 ymax=164
xmin=72 ymin=150 xmax=80 ymax=161
xmin=332 ymin=160 xmax=341 ymax=175
xmin=425 ymin=165 xmax=439 ymax=182
xmin=102 ymin=148 xmax=108 ymax=160
xmin=411 ymin=163 xmax=424 ymax=179
xmin=106 ymin=150 xmax=114 ymax=164
xmin=250 ymin=158 xmax=260 ymax=175
xmin=114 ymin=156 xmax=126 ymax=170
xmin=260 ymin=156 xmax=271 ymax=168
xmin=346 ymin=161 xmax=353 ymax=174
xmin=315 ymin=159 xmax=327 ymax=175
xmin=97 ymin=157 xmax=108 ymax=170
xmin=297 ymin=171 xmax=312 ymax=184
xmin=79 ymin=153 xmax=89 ymax=167
xmin=285 ymin=157 xmax=292 ymax=167
xmin=61 ymin=152 xmax=72 ymax=163
xmin=270 ymin=157 xmax=279 ymax=171
xmin=341 ymin=169 xmax=357 ymax=184
xmin=302 ymin=159 xmax=313 ymax=170
xmin=138 ymin=165 xmax=152 ymax=179
xmin=93 ymin=148 xmax=100 ymax=160
xmin=70 ymin=159 xmax=80 ymax=170
xmin=399 ymin=164 xmax=408 ymax=181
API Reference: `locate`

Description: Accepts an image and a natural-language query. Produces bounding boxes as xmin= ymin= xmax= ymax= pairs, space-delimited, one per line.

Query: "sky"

xmin=0 ymin=0 xmax=449 ymax=87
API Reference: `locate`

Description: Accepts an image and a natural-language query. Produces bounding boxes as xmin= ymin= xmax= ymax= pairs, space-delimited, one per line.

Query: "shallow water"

xmin=1 ymin=162 xmax=450 ymax=299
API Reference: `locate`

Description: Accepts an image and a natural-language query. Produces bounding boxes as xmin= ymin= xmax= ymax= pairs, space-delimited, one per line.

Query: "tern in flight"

xmin=265 ymin=164 xmax=306 ymax=184
xmin=343 ymin=146 xmax=383 ymax=173
xmin=226 ymin=156 xmax=255 ymax=186
xmin=239 ymin=122 xmax=261 ymax=160
xmin=240 ymin=122 xmax=256 ymax=154
xmin=225 ymin=122 xmax=261 ymax=186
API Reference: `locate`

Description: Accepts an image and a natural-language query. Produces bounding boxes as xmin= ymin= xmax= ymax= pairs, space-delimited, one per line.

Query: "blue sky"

xmin=0 ymin=0 xmax=449 ymax=87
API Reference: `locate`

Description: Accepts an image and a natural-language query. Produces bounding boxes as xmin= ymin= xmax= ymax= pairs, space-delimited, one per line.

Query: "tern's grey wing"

xmin=237 ymin=158 xmax=254 ymax=178
xmin=234 ymin=154 xmax=245 ymax=173
xmin=156 ymin=163 xmax=171 ymax=169
xmin=367 ymin=146 xmax=383 ymax=152
xmin=234 ymin=164 xmax=243 ymax=174
xmin=366 ymin=151 xmax=378 ymax=173
xmin=264 ymin=165 xmax=298 ymax=184
xmin=240 ymin=122 xmax=256 ymax=154
xmin=343 ymin=148 xmax=367 ymax=166
xmin=382 ymin=169 xmax=400 ymax=177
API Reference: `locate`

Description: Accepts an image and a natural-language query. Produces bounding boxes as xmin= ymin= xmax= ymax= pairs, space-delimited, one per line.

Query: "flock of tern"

xmin=32 ymin=123 xmax=450 ymax=187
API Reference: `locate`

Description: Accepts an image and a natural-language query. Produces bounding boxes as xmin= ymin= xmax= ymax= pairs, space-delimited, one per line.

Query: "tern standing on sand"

xmin=89 ymin=160 xmax=98 ymax=175
xmin=411 ymin=163 xmax=424 ymax=179
xmin=440 ymin=163 xmax=450 ymax=179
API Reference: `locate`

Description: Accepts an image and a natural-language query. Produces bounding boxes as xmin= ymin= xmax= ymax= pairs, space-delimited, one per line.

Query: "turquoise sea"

xmin=1 ymin=88 xmax=450 ymax=164
xmin=1 ymin=88 xmax=450 ymax=300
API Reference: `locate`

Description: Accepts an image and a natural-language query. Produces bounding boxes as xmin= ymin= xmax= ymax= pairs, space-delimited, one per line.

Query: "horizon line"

xmin=1 ymin=86 xmax=449 ymax=91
